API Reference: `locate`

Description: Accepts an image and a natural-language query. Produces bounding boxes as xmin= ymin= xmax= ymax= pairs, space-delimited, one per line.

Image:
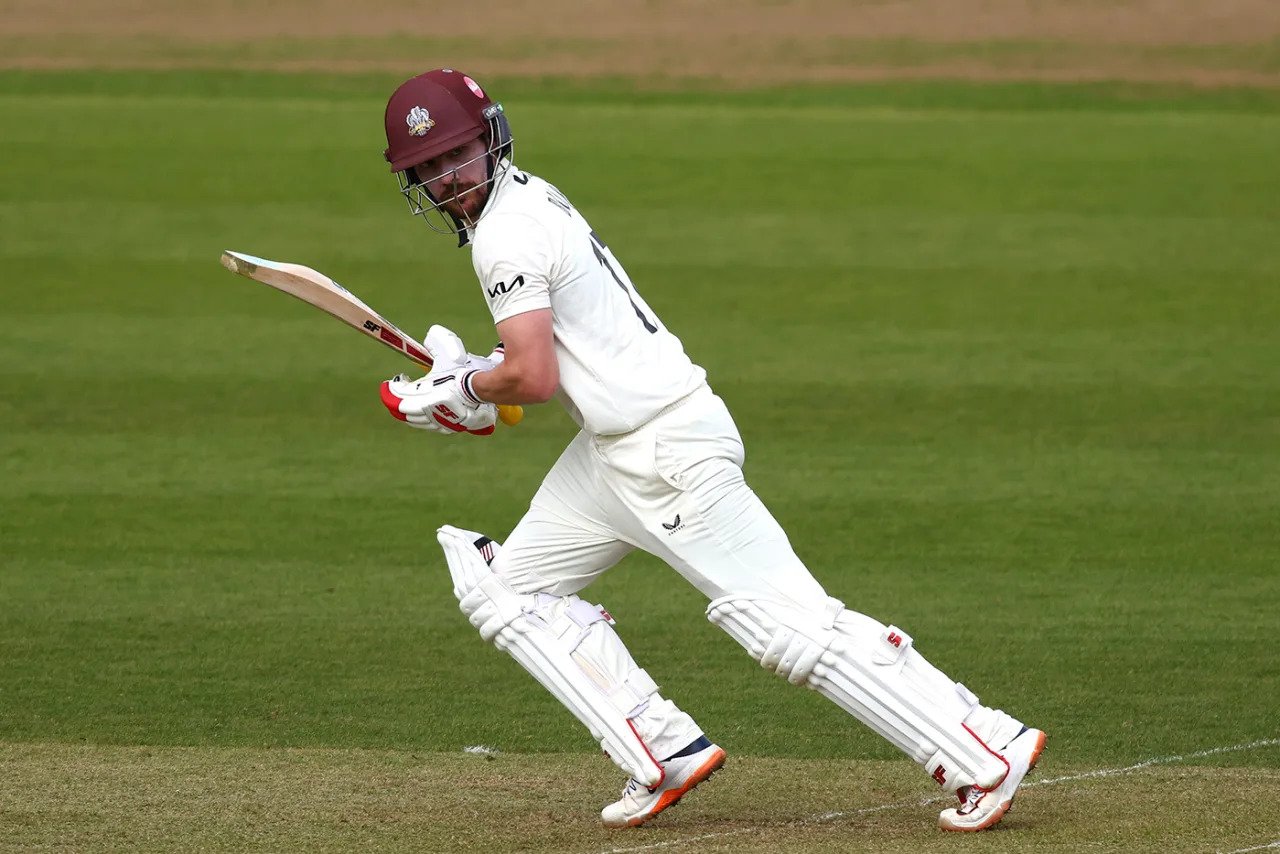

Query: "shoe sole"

xmin=938 ymin=729 xmax=1046 ymax=833
xmin=624 ymin=747 xmax=727 ymax=828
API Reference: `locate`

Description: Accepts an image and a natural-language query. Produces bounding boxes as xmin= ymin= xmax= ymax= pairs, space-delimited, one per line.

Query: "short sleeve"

xmin=471 ymin=213 xmax=554 ymax=324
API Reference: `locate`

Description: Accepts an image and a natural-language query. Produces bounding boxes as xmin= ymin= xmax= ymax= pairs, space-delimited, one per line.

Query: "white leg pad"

xmin=707 ymin=595 xmax=1009 ymax=792
xmin=439 ymin=525 xmax=665 ymax=787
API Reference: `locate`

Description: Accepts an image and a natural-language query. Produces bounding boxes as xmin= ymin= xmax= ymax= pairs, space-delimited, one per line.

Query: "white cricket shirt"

xmin=468 ymin=165 xmax=707 ymax=436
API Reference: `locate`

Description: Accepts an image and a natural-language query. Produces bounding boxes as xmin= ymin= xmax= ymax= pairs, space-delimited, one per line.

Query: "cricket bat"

xmin=219 ymin=250 xmax=523 ymax=427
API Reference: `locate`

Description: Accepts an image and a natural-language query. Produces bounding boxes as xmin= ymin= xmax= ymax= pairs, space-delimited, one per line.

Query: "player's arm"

xmin=470 ymin=308 xmax=558 ymax=404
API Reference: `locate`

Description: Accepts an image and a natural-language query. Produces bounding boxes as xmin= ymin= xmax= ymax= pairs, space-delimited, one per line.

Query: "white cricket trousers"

xmin=492 ymin=385 xmax=833 ymax=761
xmin=493 ymin=384 xmax=832 ymax=614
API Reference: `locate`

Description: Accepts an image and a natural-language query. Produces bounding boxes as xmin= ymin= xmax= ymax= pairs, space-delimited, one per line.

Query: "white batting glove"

xmin=483 ymin=341 xmax=505 ymax=368
xmin=380 ymin=372 xmax=497 ymax=436
xmin=423 ymin=325 xmax=469 ymax=370
xmin=423 ymin=323 xmax=503 ymax=373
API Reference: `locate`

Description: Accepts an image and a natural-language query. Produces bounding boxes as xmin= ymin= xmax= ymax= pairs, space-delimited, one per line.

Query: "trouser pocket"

xmin=652 ymin=395 xmax=745 ymax=492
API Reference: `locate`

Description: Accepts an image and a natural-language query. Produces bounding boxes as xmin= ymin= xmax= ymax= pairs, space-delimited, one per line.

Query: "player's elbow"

xmin=509 ymin=358 xmax=558 ymax=403
xmin=521 ymin=368 xmax=558 ymax=403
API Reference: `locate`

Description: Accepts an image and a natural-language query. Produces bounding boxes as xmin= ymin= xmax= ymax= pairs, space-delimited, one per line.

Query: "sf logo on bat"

xmin=363 ymin=319 xmax=409 ymax=353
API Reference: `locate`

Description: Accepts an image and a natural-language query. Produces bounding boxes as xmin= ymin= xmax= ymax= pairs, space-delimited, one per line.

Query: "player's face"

xmin=417 ymin=137 xmax=491 ymax=224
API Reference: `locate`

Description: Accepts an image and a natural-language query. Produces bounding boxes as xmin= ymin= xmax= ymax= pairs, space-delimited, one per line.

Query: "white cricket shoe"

xmin=938 ymin=726 xmax=1046 ymax=832
xmin=601 ymin=736 xmax=726 ymax=828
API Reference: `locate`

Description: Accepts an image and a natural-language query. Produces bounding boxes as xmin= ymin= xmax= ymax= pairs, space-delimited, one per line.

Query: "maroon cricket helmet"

xmin=383 ymin=69 xmax=510 ymax=173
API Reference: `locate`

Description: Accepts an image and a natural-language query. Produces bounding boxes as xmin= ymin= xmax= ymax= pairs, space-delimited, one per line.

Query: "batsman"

xmin=376 ymin=68 xmax=1045 ymax=831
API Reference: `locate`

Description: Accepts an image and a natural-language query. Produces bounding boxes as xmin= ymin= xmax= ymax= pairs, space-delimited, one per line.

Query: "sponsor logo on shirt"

xmin=487 ymin=274 xmax=525 ymax=298
xmin=661 ymin=514 xmax=684 ymax=535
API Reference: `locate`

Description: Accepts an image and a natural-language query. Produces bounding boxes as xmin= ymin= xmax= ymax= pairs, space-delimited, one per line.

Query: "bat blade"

xmin=219 ymin=250 xmax=524 ymax=426
xmin=220 ymin=250 xmax=434 ymax=367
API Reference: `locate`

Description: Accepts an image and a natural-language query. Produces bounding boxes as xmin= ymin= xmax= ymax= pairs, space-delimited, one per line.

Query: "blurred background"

xmin=4 ymin=0 xmax=1279 ymax=85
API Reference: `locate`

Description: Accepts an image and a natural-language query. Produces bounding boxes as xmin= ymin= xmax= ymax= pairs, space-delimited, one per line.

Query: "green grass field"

xmin=1 ymin=69 xmax=1278 ymax=852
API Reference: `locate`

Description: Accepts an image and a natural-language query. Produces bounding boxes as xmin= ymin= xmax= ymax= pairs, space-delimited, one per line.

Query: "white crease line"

xmin=593 ymin=737 xmax=1280 ymax=854
xmin=1023 ymin=738 xmax=1280 ymax=790
xmin=1218 ymin=841 xmax=1280 ymax=854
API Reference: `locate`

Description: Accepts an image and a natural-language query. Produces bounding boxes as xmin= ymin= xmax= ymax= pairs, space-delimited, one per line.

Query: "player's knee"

xmin=487 ymin=549 xmax=533 ymax=593
xmin=487 ymin=543 xmax=577 ymax=598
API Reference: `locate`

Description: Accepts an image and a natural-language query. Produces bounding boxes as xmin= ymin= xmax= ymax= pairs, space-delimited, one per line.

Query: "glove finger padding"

xmin=380 ymin=378 xmax=413 ymax=422
xmin=452 ymin=403 xmax=498 ymax=435
xmin=424 ymin=325 xmax=468 ymax=370
xmin=380 ymin=376 xmax=496 ymax=436
xmin=406 ymin=409 xmax=497 ymax=435
xmin=405 ymin=411 xmax=466 ymax=434
xmin=381 ymin=375 xmax=447 ymax=419
xmin=434 ymin=400 xmax=498 ymax=435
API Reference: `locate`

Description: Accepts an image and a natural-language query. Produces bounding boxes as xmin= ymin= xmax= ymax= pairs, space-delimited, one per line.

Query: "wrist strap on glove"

xmin=460 ymin=369 xmax=484 ymax=405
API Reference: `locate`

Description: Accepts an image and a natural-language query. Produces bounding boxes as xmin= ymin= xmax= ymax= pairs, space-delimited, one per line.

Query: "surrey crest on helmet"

xmin=406 ymin=106 xmax=435 ymax=137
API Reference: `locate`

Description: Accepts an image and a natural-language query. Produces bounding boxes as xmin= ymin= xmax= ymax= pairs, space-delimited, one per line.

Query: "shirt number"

xmin=588 ymin=231 xmax=657 ymax=334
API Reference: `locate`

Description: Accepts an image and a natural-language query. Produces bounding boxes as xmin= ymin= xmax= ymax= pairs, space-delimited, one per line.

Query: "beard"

xmin=441 ymin=183 xmax=488 ymax=223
